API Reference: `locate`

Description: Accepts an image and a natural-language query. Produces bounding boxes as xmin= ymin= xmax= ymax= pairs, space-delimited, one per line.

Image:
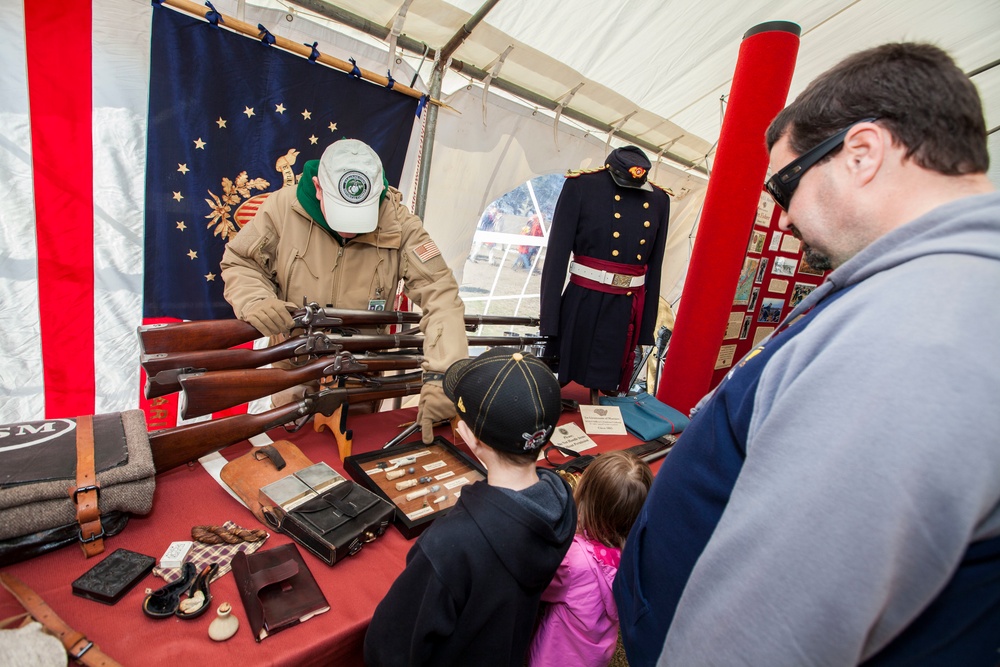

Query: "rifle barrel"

xmin=179 ymin=354 xmax=424 ymax=419
xmin=138 ymin=309 xmax=542 ymax=354
xmin=149 ymin=381 xmax=424 ymax=473
xmin=143 ymin=333 xmax=548 ymax=378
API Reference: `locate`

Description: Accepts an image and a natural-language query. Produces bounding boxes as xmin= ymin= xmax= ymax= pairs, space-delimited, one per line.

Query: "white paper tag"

xmin=580 ymin=404 xmax=628 ymax=435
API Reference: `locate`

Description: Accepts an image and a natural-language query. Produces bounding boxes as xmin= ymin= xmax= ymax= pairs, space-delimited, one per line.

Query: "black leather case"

xmin=276 ymin=481 xmax=394 ymax=565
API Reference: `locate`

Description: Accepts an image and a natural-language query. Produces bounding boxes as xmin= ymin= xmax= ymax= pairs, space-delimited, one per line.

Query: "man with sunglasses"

xmin=616 ymin=43 xmax=1000 ymax=666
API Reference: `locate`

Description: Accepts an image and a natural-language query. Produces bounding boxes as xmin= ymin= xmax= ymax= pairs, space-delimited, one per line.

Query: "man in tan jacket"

xmin=220 ymin=139 xmax=468 ymax=443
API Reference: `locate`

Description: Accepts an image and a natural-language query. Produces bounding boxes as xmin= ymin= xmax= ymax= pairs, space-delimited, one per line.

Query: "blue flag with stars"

xmin=143 ymin=6 xmax=418 ymax=320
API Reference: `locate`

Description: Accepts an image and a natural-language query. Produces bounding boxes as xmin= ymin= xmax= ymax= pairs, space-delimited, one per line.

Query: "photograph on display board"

xmin=739 ymin=315 xmax=753 ymax=340
xmin=772 ymin=256 xmax=798 ymax=277
xmin=799 ymin=257 xmax=825 ymax=276
xmin=757 ymin=298 xmax=785 ymax=324
xmin=754 ymin=257 xmax=769 ymax=284
xmin=733 ymin=257 xmax=760 ymax=305
xmin=747 ymin=230 xmax=767 ymax=255
xmin=790 ymin=282 xmax=818 ymax=308
xmin=747 ymin=286 xmax=761 ymax=311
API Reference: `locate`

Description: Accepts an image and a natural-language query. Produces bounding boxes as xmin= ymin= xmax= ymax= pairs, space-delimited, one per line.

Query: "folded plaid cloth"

xmin=153 ymin=521 xmax=268 ymax=584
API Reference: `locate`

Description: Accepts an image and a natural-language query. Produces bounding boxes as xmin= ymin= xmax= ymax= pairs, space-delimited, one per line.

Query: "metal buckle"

xmin=77 ymin=525 xmax=106 ymax=544
xmin=611 ymin=273 xmax=632 ymax=288
xmin=70 ymin=640 xmax=94 ymax=660
xmin=72 ymin=484 xmax=100 ymax=504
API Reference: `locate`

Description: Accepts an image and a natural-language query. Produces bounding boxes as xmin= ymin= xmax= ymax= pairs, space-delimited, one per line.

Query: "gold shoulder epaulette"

xmin=565 ymin=165 xmax=607 ymax=178
xmin=649 ymin=180 xmax=675 ymax=197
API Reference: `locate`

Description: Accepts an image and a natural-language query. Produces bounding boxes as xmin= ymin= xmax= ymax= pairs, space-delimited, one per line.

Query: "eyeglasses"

xmin=766 ymin=117 xmax=878 ymax=211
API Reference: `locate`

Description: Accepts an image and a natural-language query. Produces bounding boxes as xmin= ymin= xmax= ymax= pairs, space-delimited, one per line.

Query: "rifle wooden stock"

xmin=149 ymin=381 xmax=424 ymax=473
xmin=142 ymin=333 xmax=549 ymax=378
xmin=138 ymin=308 xmax=542 ymax=354
xmin=179 ymin=354 xmax=425 ymax=419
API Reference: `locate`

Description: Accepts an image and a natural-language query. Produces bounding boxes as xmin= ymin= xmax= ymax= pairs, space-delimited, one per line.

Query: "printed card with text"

xmin=580 ymin=404 xmax=628 ymax=435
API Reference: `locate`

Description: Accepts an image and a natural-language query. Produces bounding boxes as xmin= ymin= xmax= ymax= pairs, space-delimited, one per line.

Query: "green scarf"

xmin=296 ymin=159 xmax=390 ymax=244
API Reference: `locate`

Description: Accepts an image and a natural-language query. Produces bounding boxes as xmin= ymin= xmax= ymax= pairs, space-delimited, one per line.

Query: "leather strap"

xmin=569 ymin=260 xmax=646 ymax=288
xmin=0 ymin=572 xmax=122 ymax=666
xmin=69 ymin=415 xmax=104 ymax=557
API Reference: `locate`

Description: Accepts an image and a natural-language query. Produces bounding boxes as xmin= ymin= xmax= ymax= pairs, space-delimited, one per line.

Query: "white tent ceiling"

xmin=278 ymin=0 xmax=1000 ymax=184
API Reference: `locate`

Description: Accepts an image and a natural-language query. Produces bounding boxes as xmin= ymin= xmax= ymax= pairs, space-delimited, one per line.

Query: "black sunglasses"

xmin=766 ymin=117 xmax=878 ymax=211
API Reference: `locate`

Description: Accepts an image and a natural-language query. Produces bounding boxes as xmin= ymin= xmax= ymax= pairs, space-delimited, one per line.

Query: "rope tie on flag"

xmin=306 ymin=41 xmax=320 ymax=63
xmin=257 ymin=24 xmax=275 ymax=47
xmin=386 ymin=70 xmax=395 ymax=90
xmin=347 ymin=57 xmax=362 ymax=79
xmin=416 ymin=94 xmax=428 ymax=117
xmin=203 ymin=1 xmax=223 ymax=28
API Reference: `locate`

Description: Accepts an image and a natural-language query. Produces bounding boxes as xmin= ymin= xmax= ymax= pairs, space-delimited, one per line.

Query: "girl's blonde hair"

xmin=574 ymin=450 xmax=653 ymax=550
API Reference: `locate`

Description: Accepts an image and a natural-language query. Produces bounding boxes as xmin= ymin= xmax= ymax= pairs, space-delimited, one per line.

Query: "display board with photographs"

xmin=344 ymin=437 xmax=486 ymax=539
xmin=715 ymin=188 xmax=828 ymax=388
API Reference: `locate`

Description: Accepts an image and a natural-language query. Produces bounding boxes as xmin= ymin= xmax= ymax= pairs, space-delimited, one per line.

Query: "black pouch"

xmin=71 ymin=547 xmax=155 ymax=605
xmin=266 ymin=481 xmax=394 ymax=566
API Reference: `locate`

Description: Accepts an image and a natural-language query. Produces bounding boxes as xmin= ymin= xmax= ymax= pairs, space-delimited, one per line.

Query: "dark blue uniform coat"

xmin=540 ymin=168 xmax=670 ymax=390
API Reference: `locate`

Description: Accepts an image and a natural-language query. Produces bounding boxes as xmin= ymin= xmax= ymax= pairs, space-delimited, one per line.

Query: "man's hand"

xmin=243 ymin=298 xmax=296 ymax=337
xmin=417 ymin=382 xmax=455 ymax=444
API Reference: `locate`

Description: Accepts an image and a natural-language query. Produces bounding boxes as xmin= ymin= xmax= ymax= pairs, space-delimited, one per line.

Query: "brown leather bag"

xmin=220 ymin=441 xmax=313 ymax=523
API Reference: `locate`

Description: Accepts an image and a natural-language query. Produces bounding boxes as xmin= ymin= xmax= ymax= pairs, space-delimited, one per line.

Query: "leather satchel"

xmin=220 ymin=441 xmax=314 ymax=523
xmin=231 ymin=543 xmax=330 ymax=642
xmin=269 ymin=481 xmax=395 ymax=566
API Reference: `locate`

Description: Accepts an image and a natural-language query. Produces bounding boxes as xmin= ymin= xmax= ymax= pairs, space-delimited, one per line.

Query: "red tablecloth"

xmin=0 ymin=384 xmax=653 ymax=666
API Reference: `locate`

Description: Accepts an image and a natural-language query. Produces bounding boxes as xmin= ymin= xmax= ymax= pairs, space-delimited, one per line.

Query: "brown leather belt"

xmin=69 ymin=414 xmax=105 ymax=557
xmin=0 ymin=572 xmax=122 ymax=666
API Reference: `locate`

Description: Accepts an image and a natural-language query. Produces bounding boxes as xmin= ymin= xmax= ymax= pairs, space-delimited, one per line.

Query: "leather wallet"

xmin=274 ymin=481 xmax=395 ymax=566
xmin=231 ymin=543 xmax=330 ymax=642
xmin=71 ymin=548 xmax=155 ymax=605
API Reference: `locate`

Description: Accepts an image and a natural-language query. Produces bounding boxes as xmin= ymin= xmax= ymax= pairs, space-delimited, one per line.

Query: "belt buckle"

xmin=611 ymin=273 xmax=632 ymax=288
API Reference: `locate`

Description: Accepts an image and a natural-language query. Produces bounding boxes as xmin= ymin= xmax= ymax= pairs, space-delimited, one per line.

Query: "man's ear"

xmin=842 ymin=122 xmax=884 ymax=186
xmin=312 ymin=175 xmax=322 ymax=201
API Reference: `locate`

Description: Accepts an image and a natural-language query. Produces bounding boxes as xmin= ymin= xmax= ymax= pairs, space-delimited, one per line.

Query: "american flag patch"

xmin=414 ymin=240 xmax=441 ymax=262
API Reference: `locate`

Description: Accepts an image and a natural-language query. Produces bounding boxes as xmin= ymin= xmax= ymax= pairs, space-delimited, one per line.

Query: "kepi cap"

xmin=317 ymin=139 xmax=385 ymax=234
xmin=444 ymin=347 xmax=561 ymax=454
xmin=606 ymin=145 xmax=653 ymax=191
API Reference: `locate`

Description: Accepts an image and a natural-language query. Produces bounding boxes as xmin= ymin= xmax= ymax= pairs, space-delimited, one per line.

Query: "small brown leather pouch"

xmin=220 ymin=441 xmax=313 ymax=523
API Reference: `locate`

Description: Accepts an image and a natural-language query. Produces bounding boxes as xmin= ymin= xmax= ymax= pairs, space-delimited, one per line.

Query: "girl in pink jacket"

xmin=529 ymin=451 xmax=653 ymax=667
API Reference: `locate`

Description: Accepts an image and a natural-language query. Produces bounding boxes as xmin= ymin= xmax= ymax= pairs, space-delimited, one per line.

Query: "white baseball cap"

xmin=317 ymin=139 xmax=385 ymax=234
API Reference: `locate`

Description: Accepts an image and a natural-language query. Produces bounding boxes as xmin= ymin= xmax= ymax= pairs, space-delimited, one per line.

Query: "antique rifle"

xmin=148 ymin=380 xmax=423 ymax=473
xmin=141 ymin=332 xmax=550 ymax=380
xmin=178 ymin=352 xmax=425 ymax=419
xmin=139 ymin=304 xmax=541 ymax=354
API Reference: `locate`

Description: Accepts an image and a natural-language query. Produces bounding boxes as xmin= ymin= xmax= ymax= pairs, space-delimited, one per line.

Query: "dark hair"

xmin=575 ymin=451 xmax=653 ymax=550
xmin=489 ymin=447 xmax=541 ymax=467
xmin=766 ymin=43 xmax=988 ymax=175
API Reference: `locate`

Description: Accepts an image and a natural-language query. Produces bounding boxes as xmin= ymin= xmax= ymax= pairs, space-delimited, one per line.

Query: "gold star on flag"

xmin=216 ymin=117 xmax=227 ymax=128
xmin=309 ymin=135 xmax=318 ymax=145
xmin=243 ymin=106 xmax=255 ymax=118
xmin=194 ymin=138 xmax=206 ymax=149
xmin=205 ymin=272 xmax=216 ymax=281
xmin=176 ymin=221 xmax=186 ymax=231
xmin=177 ymin=164 xmax=189 ymax=174
xmin=172 ymin=191 xmax=183 ymax=202
xmin=187 ymin=249 xmax=198 ymax=260
xmin=275 ymin=103 xmax=286 ymax=114
xmin=301 ymin=109 xmax=312 ymax=120
xmin=328 ymin=122 xmax=338 ymax=132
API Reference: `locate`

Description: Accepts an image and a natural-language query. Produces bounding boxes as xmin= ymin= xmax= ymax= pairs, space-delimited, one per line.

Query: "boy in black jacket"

xmin=364 ymin=347 xmax=576 ymax=667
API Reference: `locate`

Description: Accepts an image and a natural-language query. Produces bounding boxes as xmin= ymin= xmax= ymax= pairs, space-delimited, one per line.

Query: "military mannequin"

xmin=539 ymin=146 xmax=670 ymax=394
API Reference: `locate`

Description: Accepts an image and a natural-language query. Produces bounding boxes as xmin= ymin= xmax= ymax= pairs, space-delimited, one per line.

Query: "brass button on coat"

xmin=640 ymin=239 xmax=646 ymax=245
xmin=637 ymin=254 xmax=642 ymax=260
xmin=613 ymin=231 xmax=620 ymax=238
xmin=643 ymin=202 xmax=649 ymax=209
xmin=644 ymin=221 xmax=650 ymax=228
xmin=612 ymin=250 xmax=619 ymax=257
xmin=615 ymin=195 xmax=621 ymax=201
xmin=614 ymin=212 xmax=621 ymax=219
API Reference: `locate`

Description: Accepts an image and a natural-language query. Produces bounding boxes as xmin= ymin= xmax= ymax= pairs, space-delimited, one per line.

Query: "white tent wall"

xmin=422 ymin=85 xmax=708 ymax=295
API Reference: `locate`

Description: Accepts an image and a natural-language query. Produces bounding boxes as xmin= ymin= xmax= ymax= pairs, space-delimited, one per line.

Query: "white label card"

xmin=579 ymin=404 xmax=628 ymax=435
